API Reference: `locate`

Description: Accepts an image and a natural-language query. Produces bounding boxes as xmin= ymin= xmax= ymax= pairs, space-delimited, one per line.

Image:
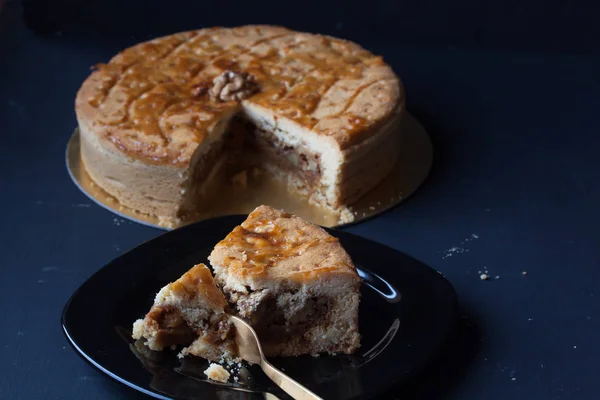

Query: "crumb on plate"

xmin=204 ymin=363 xmax=230 ymax=383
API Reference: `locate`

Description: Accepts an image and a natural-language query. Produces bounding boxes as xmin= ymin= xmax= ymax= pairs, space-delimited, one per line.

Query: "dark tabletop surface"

xmin=1 ymin=1 xmax=599 ymax=399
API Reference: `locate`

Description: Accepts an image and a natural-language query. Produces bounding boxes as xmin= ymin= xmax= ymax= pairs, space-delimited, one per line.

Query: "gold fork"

xmin=229 ymin=315 xmax=323 ymax=400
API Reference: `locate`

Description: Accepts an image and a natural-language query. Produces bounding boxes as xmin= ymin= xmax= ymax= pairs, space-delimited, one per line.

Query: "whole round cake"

xmin=75 ymin=25 xmax=404 ymax=227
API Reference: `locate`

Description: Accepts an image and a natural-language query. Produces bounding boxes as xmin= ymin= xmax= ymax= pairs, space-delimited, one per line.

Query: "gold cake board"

xmin=66 ymin=113 xmax=433 ymax=229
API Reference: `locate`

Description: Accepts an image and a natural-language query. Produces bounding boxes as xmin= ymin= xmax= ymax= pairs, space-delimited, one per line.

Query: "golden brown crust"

xmin=208 ymin=205 xmax=360 ymax=288
xmin=167 ymin=263 xmax=229 ymax=310
xmin=75 ymin=25 xmax=402 ymax=166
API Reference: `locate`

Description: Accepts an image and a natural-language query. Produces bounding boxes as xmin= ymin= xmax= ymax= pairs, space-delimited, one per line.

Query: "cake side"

xmin=79 ymin=118 xmax=187 ymax=226
xmin=208 ymin=205 xmax=361 ymax=356
xmin=337 ymin=109 xmax=404 ymax=205
xmin=77 ymin=99 xmax=238 ymax=227
xmin=132 ymin=263 xmax=237 ymax=361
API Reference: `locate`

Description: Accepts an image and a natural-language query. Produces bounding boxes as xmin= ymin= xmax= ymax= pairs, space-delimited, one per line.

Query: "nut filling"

xmin=224 ymin=287 xmax=332 ymax=341
xmin=251 ymin=128 xmax=323 ymax=186
xmin=133 ymin=306 xmax=233 ymax=352
xmin=131 ymin=264 xmax=238 ymax=362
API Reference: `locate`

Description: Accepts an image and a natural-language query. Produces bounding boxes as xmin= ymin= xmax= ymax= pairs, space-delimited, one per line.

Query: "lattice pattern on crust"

xmin=76 ymin=25 xmax=402 ymax=166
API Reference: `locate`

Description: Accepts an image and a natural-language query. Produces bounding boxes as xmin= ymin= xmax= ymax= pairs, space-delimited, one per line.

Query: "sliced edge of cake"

xmin=132 ymin=263 xmax=237 ymax=361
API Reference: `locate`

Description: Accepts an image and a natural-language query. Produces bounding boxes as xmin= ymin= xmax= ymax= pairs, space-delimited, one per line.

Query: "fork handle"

xmin=261 ymin=359 xmax=323 ymax=400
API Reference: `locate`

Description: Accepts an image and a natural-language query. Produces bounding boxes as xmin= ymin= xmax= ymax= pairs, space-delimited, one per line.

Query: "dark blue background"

xmin=21 ymin=0 xmax=600 ymax=54
xmin=1 ymin=0 xmax=599 ymax=398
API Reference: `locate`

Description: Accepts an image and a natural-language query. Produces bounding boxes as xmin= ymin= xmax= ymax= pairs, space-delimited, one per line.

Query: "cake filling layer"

xmin=138 ymin=306 xmax=196 ymax=350
xmin=227 ymin=288 xmax=331 ymax=327
xmin=221 ymin=286 xmax=336 ymax=355
xmin=133 ymin=305 xmax=234 ymax=351
xmin=251 ymin=128 xmax=323 ymax=187
xmin=175 ymin=113 xmax=332 ymax=222
xmin=131 ymin=263 xmax=238 ymax=361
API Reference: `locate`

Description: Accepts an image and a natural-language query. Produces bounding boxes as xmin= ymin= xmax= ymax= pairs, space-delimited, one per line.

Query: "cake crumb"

xmin=480 ymin=274 xmax=489 ymax=280
xmin=338 ymin=207 xmax=355 ymax=224
xmin=442 ymin=246 xmax=469 ymax=259
xmin=204 ymin=363 xmax=230 ymax=383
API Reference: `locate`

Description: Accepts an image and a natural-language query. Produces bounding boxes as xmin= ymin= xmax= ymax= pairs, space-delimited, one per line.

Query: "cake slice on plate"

xmin=133 ymin=205 xmax=361 ymax=361
xmin=132 ymin=263 xmax=236 ymax=361
xmin=209 ymin=205 xmax=361 ymax=357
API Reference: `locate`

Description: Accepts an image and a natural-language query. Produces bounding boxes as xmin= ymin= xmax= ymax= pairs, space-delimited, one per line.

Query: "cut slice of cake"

xmin=132 ymin=263 xmax=236 ymax=361
xmin=208 ymin=205 xmax=361 ymax=357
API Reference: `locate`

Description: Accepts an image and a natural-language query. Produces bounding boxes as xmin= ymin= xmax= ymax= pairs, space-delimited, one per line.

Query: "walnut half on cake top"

xmin=132 ymin=205 xmax=361 ymax=361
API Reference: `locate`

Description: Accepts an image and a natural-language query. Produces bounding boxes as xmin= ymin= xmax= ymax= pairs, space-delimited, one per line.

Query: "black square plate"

xmin=62 ymin=215 xmax=457 ymax=399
